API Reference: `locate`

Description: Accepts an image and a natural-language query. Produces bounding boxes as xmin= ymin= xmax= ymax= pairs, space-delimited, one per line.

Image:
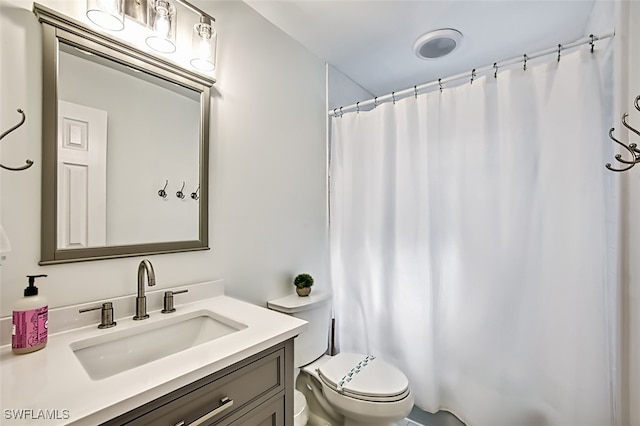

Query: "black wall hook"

xmin=1 ymin=108 xmax=34 ymax=172
xmin=606 ymin=95 xmax=640 ymax=172
xmin=191 ymin=185 xmax=200 ymax=200
xmin=158 ymin=180 xmax=168 ymax=198
xmin=176 ymin=181 xmax=186 ymax=199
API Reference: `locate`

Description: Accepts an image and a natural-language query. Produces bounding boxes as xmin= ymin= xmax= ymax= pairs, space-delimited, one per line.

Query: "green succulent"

xmin=293 ymin=273 xmax=314 ymax=288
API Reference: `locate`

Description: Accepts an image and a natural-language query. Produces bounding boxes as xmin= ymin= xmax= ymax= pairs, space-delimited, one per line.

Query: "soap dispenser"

xmin=12 ymin=274 xmax=48 ymax=354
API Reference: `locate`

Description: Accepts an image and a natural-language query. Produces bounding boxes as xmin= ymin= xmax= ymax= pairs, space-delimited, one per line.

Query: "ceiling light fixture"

xmin=414 ymin=28 xmax=463 ymax=60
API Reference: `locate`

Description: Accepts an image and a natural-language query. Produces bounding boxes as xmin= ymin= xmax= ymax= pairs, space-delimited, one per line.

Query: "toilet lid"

xmin=317 ymin=353 xmax=409 ymax=401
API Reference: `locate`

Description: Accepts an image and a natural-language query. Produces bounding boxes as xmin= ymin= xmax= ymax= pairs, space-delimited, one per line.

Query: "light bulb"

xmin=190 ymin=17 xmax=216 ymax=71
xmin=198 ymin=38 xmax=211 ymax=57
xmin=145 ymin=0 xmax=176 ymax=53
xmin=154 ymin=14 xmax=170 ymax=38
xmin=198 ymin=22 xmax=213 ymax=40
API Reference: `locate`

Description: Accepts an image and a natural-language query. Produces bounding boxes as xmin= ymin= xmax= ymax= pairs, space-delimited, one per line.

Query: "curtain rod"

xmin=329 ymin=30 xmax=615 ymax=117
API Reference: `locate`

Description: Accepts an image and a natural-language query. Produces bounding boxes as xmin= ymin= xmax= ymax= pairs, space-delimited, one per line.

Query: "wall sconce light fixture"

xmin=86 ymin=0 xmax=125 ymax=31
xmin=85 ymin=0 xmax=216 ymax=72
xmin=191 ymin=15 xmax=216 ymax=71
xmin=146 ymin=0 xmax=176 ymax=53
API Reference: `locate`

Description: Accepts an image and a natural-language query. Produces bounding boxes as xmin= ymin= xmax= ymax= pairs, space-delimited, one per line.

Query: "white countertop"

xmin=0 ymin=281 xmax=307 ymax=425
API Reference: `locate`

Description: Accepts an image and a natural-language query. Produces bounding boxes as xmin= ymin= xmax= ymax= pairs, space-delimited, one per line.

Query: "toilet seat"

xmin=316 ymin=353 xmax=410 ymax=402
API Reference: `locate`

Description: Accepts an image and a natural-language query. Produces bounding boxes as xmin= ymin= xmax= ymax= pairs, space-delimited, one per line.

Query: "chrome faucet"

xmin=133 ymin=259 xmax=156 ymax=320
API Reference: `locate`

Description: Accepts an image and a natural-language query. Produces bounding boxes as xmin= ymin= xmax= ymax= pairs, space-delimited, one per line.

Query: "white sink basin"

xmin=70 ymin=310 xmax=247 ymax=380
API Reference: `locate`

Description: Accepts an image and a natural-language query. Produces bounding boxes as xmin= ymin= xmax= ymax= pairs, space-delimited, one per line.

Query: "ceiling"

xmin=244 ymin=0 xmax=597 ymax=97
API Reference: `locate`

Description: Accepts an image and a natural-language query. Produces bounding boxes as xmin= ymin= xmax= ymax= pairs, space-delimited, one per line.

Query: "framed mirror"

xmin=35 ymin=4 xmax=214 ymax=264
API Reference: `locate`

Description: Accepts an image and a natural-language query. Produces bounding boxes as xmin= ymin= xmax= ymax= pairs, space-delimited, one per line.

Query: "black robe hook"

xmin=605 ymin=94 xmax=640 ymax=172
xmin=1 ymin=109 xmax=34 ymax=171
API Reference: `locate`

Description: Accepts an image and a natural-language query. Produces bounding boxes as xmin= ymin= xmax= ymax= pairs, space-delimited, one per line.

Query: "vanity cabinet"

xmin=101 ymin=339 xmax=293 ymax=426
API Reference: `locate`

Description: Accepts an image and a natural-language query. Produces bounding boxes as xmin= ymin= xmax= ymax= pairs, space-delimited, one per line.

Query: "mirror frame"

xmin=34 ymin=3 xmax=214 ymax=265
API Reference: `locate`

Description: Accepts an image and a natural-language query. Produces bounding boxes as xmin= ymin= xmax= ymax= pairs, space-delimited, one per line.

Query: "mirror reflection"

xmin=57 ymin=43 xmax=200 ymax=249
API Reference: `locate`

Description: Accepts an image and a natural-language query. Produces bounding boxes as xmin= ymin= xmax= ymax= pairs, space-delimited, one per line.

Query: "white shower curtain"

xmin=330 ymin=49 xmax=617 ymax=426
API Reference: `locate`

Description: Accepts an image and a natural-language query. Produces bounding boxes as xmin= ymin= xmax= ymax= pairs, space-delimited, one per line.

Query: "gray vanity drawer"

xmin=228 ymin=396 xmax=284 ymax=426
xmin=102 ymin=342 xmax=288 ymax=426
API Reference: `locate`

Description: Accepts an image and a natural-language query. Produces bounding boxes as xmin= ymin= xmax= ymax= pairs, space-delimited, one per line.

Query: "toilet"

xmin=268 ymin=292 xmax=414 ymax=426
xmin=294 ymin=389 xmax=310 ymax=426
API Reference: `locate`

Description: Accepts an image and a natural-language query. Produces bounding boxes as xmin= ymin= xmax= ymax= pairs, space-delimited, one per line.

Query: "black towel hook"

xmin=176 ymin=181 xmax=186 ymax=199
xmin=1 ymin=109 xmax=34 ymax=172
xmin=191 ymin=185 xmax=200 ymax=200
xmin=606 ymin=95 xmax=640 ymax=172
xmin=158 ymin=180 xmax=168 ymax=198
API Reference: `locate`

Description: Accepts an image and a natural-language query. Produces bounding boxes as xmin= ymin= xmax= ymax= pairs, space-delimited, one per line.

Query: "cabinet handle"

xmin=186 ymin=397 xmax=234 ymax=426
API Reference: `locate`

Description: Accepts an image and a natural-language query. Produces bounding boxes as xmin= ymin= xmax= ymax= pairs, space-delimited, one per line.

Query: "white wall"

xmin=0 ymin=0 xmax=328 ymax=316
xmin=327 ymin=64 xmax=373 ymax=111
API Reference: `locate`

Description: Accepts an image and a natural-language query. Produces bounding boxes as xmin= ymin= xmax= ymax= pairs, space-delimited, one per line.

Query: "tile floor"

xmin=397 ymin=419 xmax=424 ymax=426
xmin=403 ymin=406 xmax=467 ymax=426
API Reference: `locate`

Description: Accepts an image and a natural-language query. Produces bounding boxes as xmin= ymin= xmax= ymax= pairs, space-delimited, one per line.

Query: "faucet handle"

xmin=161 ymin=289 xmax=189 ymax=313
xmin=79 ymin=302 xmax=117 ymax=329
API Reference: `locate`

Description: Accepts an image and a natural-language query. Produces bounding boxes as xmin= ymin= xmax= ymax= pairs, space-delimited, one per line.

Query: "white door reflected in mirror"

xmin=57 ymin=101 xmax=108 ymax=250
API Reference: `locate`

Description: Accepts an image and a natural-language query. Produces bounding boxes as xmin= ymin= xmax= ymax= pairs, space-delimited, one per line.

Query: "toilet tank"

xmin=268 ymin=292 xmax=332 ymax=368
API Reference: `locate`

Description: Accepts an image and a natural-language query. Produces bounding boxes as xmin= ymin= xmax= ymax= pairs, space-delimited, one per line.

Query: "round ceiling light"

xmin=414 ymin=28 xmax=463 ymax=60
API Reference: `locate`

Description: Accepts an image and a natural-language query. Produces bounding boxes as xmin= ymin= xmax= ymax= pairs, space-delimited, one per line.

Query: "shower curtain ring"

xmin=392 ymin=92 xmax=396 ymax=104
xmin=523 ymin=54 xmax=528 ymax=71
xmin=356 ymin=102 xmax=360 ymax=114
xmin=589 ymin=34 xmax=595 ymax=53
xmin=414 ymin=86 xmax=418 ymax=98
xmin=340 ymin=107 xmax=343 ymax=117
xmin=493 ymin=63 xmax=498 ymax=78
xmin=470 ymin=69 xmax=476 ymax=84
xmin=438 ymin=78 xmax=443 ymax=93
xmin=374 ymin=97 xmax=378 ymax=108
xmin=557 ymin=44 xmax=562 ymax=62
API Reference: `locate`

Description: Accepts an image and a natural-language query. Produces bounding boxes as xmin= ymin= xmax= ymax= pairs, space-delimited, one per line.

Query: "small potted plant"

xmin=294 ymin=273 xmax=314 ymax=297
